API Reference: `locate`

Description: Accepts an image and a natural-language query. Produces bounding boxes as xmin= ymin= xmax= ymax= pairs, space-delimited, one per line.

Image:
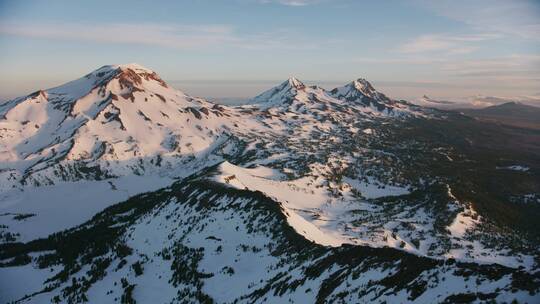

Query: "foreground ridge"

xmin=0 ymin=165 xmax=538 ymax=303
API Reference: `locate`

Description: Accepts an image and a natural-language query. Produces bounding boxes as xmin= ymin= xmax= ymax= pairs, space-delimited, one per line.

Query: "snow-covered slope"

xmin=329 ymin=79 xmax=420 ymax=116
xmin=1 ymin=64 xmax=539 ymax=303
xmin=212 ymin=161 xmax=537 ymax=270
xmin=0 ymin=175 xmax=173 ymax=243
xmin=0 ymin=64 xmax=260 ymax=191
xmin=0 ymin=70 xmax=423 ymax=192
xmin=249 ymin=77 xmax=305 ymax=108
xmin=1 ymin=166 xmax=538 ymax=303
xmin=247 ymin=76 xmax=424 ymax=118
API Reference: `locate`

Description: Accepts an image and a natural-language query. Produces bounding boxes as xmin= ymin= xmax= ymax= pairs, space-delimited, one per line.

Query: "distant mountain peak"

xmin=286 ymin=76 xmax=305 ymax=90
xmin=249 ymin=77 xmax=306 ymax=106
xmin=115 ymin=63 xmax=154 ymax=72
xmin=245 ymin=76 xmax=422 ymax=117
xmin=274 ymin=77 xmax=306 ymax=92
xmin=414 ymin=95 xmax=455 ymax=107
xmin=351 ymin=78 xmax=378 ymax=97
xmin=331 ymin=78 xmax=381 ymax=98
xmin=330 ymin=78 xmax=394 ymax=107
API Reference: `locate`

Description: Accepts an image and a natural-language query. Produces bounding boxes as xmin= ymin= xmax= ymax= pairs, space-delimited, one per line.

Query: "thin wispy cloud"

xmin=258 ymin=0 xmax=322 ymax=6
xmin=350 ymin=53 xmax=540 ymax=97
xmin=416 ymin=0 xmax=540 ymax=40
xmin=355 ymin=54 xmax=540 ymax=76
xmin=0 ymin=21 xmax=322 ymax=50
xmin=398 ymin=33 xmax=499 ymax=55
xmin=442 ymin=54 xmax=540 ymax=79
xmin=0 ymin=22 xmax=238 ymax=49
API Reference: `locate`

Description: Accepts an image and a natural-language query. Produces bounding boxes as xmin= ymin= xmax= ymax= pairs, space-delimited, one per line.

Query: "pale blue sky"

xmin=0 ymin=0 xmax=539 ymax=101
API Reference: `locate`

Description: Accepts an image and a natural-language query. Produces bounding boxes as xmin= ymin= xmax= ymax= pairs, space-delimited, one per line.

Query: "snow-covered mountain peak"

xmin=104 ymin=63 xmax=169 ymax=89
xmin=351 ymin=78 xmax=379 ymax=97
xmin=81 ymin=63 xmax=166 ymax=86
xmin=114 ymin=63 xmax=154 ymax=72
xmin=244 ymin=76 xmax=425 ymax=118
xmin=331 ymin=78 xmax=389 ymax=102
xmin=248 ymin=77 xmax=306 ymax=106
xmin=326 ymin=79 xmax=428 ymax=117
xmin=270 ymin=77 xmax=306 ymax=93
xmin=286 ymin=76 xmax=305 ymax=90
xmin=0 ymin=64 xmax=235 ymax=190
xmin=89 ymin=63 xmax=154 ymax=76
xmin=27 ymin=89 xmax=49 ymax=102
xmin=36 ymin=63 xmax=171 ymax=105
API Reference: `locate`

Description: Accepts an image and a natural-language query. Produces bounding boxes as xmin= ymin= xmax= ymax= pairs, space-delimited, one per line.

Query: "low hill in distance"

xmin=456 ymin=102 xmax=540 ymax=130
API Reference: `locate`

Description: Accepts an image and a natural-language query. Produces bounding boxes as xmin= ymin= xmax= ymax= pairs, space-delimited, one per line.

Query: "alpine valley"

xmin=1 ymin=64 xmax=539 ymax=303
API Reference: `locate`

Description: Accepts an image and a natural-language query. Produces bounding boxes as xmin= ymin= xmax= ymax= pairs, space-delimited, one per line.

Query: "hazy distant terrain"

xmin=457 ymin=102 xmax=540 ymax=130
xmin=412 ymin=94 xmax=540 ymax=110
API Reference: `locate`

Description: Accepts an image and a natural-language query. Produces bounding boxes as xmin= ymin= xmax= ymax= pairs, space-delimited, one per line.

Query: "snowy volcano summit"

xmin=0 ymin=64 xmax=243 ymax=191
xmin=1 ymin=64 xmax=539 ymax=303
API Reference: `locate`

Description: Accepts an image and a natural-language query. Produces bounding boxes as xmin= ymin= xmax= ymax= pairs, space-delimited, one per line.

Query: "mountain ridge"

xmin=2 ymin=162 xmax=538 ymax=303
xmin=1 ymin=63 xmax=539 ymax=303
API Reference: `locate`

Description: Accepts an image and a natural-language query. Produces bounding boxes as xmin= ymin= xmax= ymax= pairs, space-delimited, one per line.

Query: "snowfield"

xmin=212 ymin=162 xmax=538 ymax=271
xmin=0 ymin=175 xmax=173 ymax=242
xmin=1 ymin=166 xmax=537 ymax=303
xmin=0 ymin=63 xmax=539 ymax=303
